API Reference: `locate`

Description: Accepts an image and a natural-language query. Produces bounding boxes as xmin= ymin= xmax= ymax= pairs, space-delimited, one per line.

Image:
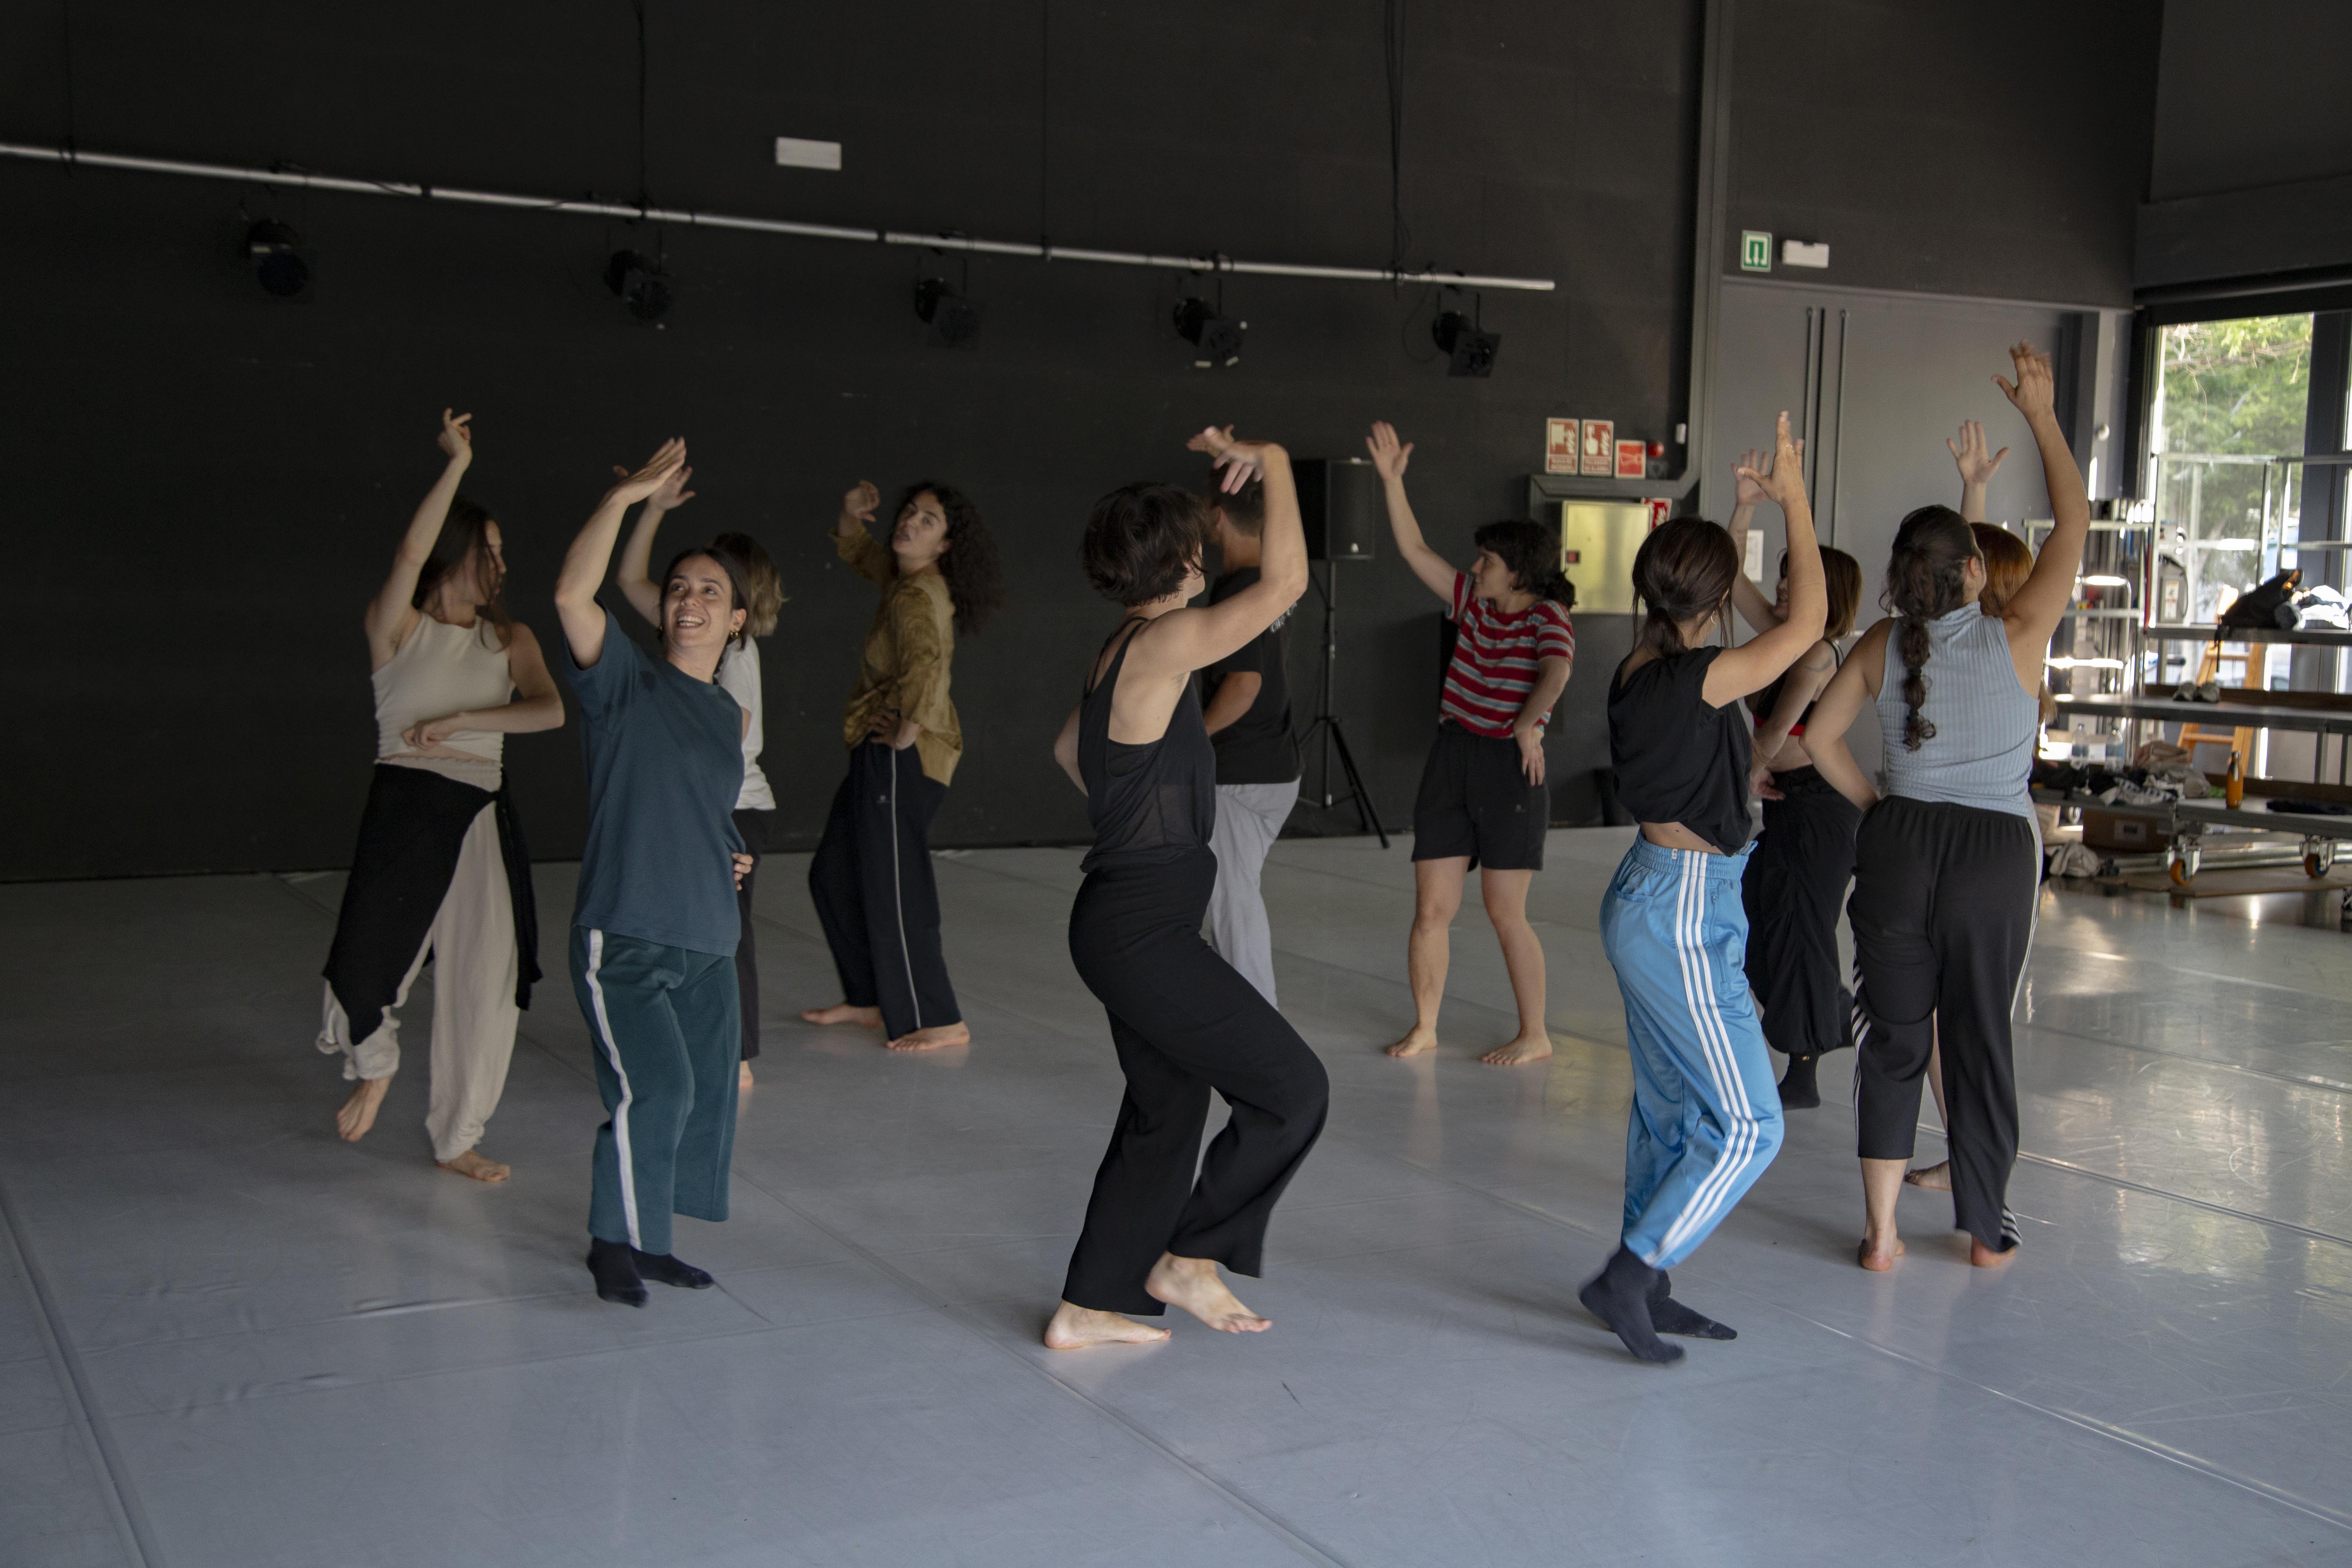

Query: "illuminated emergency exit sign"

xmin=1740 ymin=231 xmax=1772 ymax=272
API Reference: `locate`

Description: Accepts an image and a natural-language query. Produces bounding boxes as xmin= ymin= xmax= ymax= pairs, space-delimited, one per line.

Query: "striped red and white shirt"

xmin=1439 ymin=571 xmax=1576 ymax=738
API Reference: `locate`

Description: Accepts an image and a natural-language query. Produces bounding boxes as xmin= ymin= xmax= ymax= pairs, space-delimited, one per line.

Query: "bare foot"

xmin=886 ymin=1023 xmax=971 ymax=1052
xmin=1970 ymin=1237 xmax=2019 ymax=1270
xmin=1145 ymin=1253 xmax=1271 ymax=1334
xmin=1479 ymin=1032 xmax=1555 ymax=1067
xmin=1042 ymin=1300 xmax=1172 ymax=1351
xmin=1903 ymin=1161 xmax=1951 ymax=1191
xmin=336 ymin=1076 xmax=390 ymax=1142
xmin=1858 ymin=1234 xmax=1906 ymax=1272
xmin=436 ymin=1148 xmax=511 ymax=1183
xmin=1385 ymin=1027 xmax=1440 ymax=1059
xmin=800 ymin=1002 xmax=882 ymax=1027
xmin=738 ymin=1060 xmax=754 ymax=1092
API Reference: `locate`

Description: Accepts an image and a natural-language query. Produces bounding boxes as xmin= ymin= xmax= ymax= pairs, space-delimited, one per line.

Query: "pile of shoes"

xmin=2171 ymin=677 xmax=2223 ymax=702
xmin=2030 ymin=756 xmax=2206 ymax=805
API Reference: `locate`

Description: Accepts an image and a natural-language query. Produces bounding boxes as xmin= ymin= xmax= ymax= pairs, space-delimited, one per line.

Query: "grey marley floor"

xmin=4 ymin=828 xmax=2349 ymax=1568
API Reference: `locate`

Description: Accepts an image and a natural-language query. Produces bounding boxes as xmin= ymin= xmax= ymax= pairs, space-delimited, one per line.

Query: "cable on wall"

xmin=0 ymin=140 xmax=1557 ymax=291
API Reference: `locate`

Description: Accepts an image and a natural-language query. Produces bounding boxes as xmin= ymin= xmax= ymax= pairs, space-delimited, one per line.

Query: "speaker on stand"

xmin=1292 ymin=457 xmax=1389 ymax=847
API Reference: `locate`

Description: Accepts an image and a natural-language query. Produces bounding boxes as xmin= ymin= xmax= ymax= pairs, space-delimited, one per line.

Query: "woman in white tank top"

xmin=318 ymin=410 xmax=565 ymax=1182
xmin=616 ymin=470 xmax=784 ymax=1091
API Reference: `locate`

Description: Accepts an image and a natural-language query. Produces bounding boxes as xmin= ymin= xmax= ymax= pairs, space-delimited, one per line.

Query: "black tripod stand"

xmin=1295 ymin=558 xmax=1389 ymax=847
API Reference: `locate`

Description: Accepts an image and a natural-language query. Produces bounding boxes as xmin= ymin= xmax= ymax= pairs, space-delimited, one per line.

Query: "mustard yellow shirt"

xmin=837 ymin=530 xmax=962 ymax=786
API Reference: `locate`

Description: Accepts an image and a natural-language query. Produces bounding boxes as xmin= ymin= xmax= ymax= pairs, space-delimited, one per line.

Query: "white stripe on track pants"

xmin=1600 ymin=835 xmax=1784 ymax=1271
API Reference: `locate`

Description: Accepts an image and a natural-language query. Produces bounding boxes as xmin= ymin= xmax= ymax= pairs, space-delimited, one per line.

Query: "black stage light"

xmin=1431 ymin=309 xmax=1500 ymax=377
xmin=913 ymin=277 xmax=983 ymax=346
xmin=245 ymin=220 xmax=309 ymax=297
xmin=604 ymin=249 xmax=674 ymax=322
xmin=1173 ymin=296 xmax=1245 ymax=368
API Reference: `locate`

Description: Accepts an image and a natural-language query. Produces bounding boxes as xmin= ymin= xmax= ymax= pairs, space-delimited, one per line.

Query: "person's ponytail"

xmin=1882 ymin=506 xmax=1979 ymax=750
xmin=1630 ymin=517 xmax=1738 ymax=663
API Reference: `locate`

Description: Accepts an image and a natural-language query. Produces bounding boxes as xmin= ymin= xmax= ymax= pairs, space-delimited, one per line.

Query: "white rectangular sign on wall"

xmin=774 ymin=137 xmax=843 ymax=171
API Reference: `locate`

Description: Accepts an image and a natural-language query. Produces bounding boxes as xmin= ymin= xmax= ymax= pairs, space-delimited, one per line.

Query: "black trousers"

xmin=1849 ymin=796 xmax=2038 ymax=1255
xmin=1063 ymin=848 xmax=1330 ymax=1314
xmin=731 ymin=807 xmax=772 ymax=1061
xmin=808 ymin=742 xmax=961 ymax=1039
xmin=1740 ymin=766 xmax=1861 ymax=1060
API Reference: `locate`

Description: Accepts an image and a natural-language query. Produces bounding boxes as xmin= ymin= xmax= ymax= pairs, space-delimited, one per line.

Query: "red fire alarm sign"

xmin=1614 ymin=440 xmax=1647 ymax=479
xmin=1580 ymin=419 xmax=1614 ymax=476
xmin=1544 ymin=419 xmax=1579 ymax=475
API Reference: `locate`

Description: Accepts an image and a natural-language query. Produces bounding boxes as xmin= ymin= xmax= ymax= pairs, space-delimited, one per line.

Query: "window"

xmin=2148 ymin=313 xmax=2314 ymax=624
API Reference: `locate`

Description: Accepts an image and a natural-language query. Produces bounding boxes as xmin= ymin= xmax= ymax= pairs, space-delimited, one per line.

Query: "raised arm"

xmin=365 ymin=409 xmax=473 ymax=668
xmin=1791 ymin=618 xmax=1891 ymax=810
xmin=1988 ymin=343 xmax=2091 ymax=689
xmin=1704 ymin=412 xmax=1826 ymax=706
xmin=1722 ymin=446 xmax=1785 ymax=635
xmin=614 ymin=463 xmax=696 ymax=627
xmin=555 ymin=439 xmax=686 ymax=670
xmin=1948 ymin=419 xmax=2009 ymax=525
xmin=1366 ymin=422 xmax=1458 ymax=603
xmin=1123 ymin=430 xmax=1310 ymax=681
xmin=833 ymin=481 xmax=895 ymax=586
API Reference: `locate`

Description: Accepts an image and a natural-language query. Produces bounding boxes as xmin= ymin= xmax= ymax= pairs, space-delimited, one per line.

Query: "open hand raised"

xmin=1733 ymin=448 xmax=1767 ymax=508
xmin=1186 ymin=425 xmax=1274 ymax=493
xmin=1364 ymin=420 xmax=1414 ymax=481
xmin=1733 ymin=412 xmax=1807 ymax=510
xmin=437 ymin=409 xmax=474 ymax=466
xmin=1994 ymin=341 xmax=2055 ymax=422
xmin=607 ymin=438 xmax=687 ymax=506
xmin=1947 ymin=419 xmax=2009 ymax=486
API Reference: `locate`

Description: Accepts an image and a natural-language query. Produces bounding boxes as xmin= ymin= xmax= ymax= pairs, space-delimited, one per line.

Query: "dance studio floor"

xmin=4 ymin=829 xmax=2348 ymax=1567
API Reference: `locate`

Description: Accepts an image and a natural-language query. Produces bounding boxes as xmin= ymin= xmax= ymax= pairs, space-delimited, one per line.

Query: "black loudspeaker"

xmin=1293 ymin=457 xmax=1384 ymax=563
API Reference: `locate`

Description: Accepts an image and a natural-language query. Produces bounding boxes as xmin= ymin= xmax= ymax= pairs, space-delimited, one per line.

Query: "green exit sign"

xmin=1740 ymin=231 xmax=1773 ymax=272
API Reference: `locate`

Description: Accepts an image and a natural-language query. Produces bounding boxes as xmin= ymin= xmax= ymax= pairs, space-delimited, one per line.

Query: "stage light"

xmin=914 ymin=277 xmax=983 ymax=347
xmin=245 ymin=220 xmax=309 ymax=297
xmin=1173 ymin=296 xmax=1244 ymax=368
xmin=604 ymin=249 xmax=673 ymax=322
xmin=1431 ymin=309 xmax=1499 ymax=377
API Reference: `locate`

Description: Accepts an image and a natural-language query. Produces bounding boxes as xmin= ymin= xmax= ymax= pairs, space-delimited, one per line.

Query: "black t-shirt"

xmin=1201 ymin=568 xmax=1302 ymax=785
xmin=1608 ymin=646 xmax=1754 ymax=854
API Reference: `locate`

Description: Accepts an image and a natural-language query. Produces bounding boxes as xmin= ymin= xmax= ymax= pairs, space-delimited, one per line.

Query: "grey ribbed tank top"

xmin=1877 ymin=605 xmax=2037 ymax=820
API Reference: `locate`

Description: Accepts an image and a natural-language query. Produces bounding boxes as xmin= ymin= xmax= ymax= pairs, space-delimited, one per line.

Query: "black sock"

xmin=1577 ymin=1244 xmax=1684 ymax=1364
xmin=631 ymin=1250 xmax=715 ymax=1289
xmin=586 ymin=1237 xmax=647 ymax=1308
xmin=1778 ymin=1052 xmax=1821 ymax=1109
xmin=1648 ymin=1268 xmax=1736 ymax=1340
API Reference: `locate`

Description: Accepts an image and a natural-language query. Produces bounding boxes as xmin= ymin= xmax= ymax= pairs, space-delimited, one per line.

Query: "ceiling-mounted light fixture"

xmin=914 ymin=276 xmax=982 ymax=347
xmin=1173 ymin=295 xmax=1244 ymax=368
xmin=1431 ymin=292 xmax=1499 ymax=377
xmin=604 ymin=249 xmax=673 ymax=322
xmin=245 ymin=219 xmax=309 ymax=297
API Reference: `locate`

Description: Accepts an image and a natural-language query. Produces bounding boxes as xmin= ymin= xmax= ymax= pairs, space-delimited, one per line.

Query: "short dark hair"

xmin=1777 ymin=544 xmax=1865 ymax=639
xmin=1205 ymin=474 xmax=1266 ymax=537
xmin=1473 ymin=517 xmax=1576 ymax=609
xmin=1082 ymin=483 xmax=1209 ymax=606
xmin=661 ymin=546 xmax=753 ymax=652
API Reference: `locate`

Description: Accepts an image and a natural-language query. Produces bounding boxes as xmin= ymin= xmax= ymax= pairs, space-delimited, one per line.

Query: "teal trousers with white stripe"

xmin=572 ymin=926 xmax=739 ymax=1256
xmin=1600 ymin=837 xmax=1784 ymax=1270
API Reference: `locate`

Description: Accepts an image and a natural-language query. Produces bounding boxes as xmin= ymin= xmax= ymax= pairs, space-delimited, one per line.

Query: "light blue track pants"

xmin=1600 ymin=837 xmax=1784 ymax=1270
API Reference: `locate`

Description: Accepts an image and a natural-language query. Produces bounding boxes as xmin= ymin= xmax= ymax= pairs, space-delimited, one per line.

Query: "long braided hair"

xmin=1883 ymin=505 xmax=1982 ymax=751
xmin=1630 ymin=518 xmax=1739 ymax=661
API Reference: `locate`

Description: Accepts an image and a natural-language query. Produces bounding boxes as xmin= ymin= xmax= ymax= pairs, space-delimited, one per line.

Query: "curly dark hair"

xmin=895 ymin=481 xmax=1005 ymax=635
xmin=1884 ymin=505 xmax=1981 ymax=750
xmin=1082 ymin=482 xmax=1210 ymax=606
xmin=1630 ymin=517 xmax=1739 ymax=662
xmin=1474 ymin=517 xmax=1576 ymax=609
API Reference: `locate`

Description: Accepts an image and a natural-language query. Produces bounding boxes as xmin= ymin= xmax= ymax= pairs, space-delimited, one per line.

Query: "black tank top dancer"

xmin=1046 ymin=441 xmax=1329 ymax=1350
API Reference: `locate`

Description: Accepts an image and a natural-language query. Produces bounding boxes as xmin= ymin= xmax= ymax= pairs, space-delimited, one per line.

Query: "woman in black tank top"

xmin=1718 ymin=505 xmax=1866 ymax=1107
xmin=1040 ymin=428 xmax=1329 ymax=1354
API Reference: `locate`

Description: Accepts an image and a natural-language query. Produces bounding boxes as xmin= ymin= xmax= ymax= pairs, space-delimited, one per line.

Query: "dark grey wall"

xmin=0 ymin=0 xmax=2163 ymax=879
xmin=1726 ymin=0 xmax=2159 ymax=307
xmin=2138 ymin=0 xmax=2352 ymax=289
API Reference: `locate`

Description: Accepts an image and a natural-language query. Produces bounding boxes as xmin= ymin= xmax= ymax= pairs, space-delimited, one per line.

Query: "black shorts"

xmin=1411 ymin=720 xmax=1550 ymax=870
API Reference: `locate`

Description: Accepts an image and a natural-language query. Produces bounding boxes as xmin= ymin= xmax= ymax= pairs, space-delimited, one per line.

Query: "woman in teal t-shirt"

xmin=553 ymin=438 xmax=755 ymax=1310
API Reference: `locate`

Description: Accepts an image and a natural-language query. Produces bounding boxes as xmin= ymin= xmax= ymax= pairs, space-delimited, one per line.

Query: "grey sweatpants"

xmin=1205 ymin=779 xmax=1299 ymax=1007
